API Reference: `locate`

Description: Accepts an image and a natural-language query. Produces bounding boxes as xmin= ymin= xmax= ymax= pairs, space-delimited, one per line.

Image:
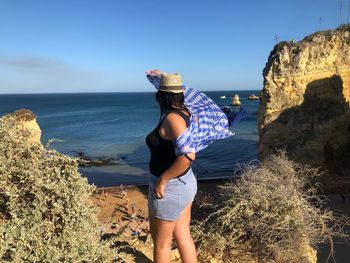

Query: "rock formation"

xmin=258 ymin=25 xmax=350 ymax=176
xmin=231 ymin=94 xmax=241 ymax=106
xmin=8 ymin=109 xmax=42 ymax=145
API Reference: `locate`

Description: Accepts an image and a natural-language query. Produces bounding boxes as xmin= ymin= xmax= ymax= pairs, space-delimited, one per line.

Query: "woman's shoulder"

xmin=166 ymin=110 xmax=190 ymax=119
xmin=164 ymin=112 xmax=187 ymax=126
xmin=162 ymin=112 xmax=188 ymax=141
xmin=165 ymin=111 xmax=190 ymax=125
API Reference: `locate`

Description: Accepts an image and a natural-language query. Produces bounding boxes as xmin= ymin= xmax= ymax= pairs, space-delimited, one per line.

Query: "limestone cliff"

xmin=258 ymin=25 xmax=350 ymax=176
xmin=8 ymin=109 xmax=42 ymax=145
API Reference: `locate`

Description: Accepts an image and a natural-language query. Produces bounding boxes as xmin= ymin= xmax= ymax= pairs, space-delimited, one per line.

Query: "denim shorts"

xmin=148 ymin=168 xmax=197 ymax=221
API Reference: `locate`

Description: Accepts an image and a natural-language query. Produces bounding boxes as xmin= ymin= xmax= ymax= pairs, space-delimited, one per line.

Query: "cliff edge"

xmin=6 ymin=109 xmax=42 ymax=145
xmin=258 ymin=25 xmax=350 ymax=177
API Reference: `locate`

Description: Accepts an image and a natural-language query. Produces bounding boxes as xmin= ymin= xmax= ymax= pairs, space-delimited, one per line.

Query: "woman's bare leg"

xmin=150 ymin=217 xmax=176 ymax=263
xmin=173 ymin=202 xmax=197 ymax=263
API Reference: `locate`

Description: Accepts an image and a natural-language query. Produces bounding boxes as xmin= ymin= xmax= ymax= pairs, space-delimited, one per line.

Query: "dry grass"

xmin=193 ymin=152 xmax=349 ymax=263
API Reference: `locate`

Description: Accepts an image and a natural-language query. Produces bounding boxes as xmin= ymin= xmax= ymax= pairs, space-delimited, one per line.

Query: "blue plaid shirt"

xmin=147 ymin=73 xmax=241 ymax=155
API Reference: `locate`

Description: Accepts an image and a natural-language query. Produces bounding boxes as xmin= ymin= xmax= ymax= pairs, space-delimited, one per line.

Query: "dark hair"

xmin=155 ymin=90 xmax=189 ymax=118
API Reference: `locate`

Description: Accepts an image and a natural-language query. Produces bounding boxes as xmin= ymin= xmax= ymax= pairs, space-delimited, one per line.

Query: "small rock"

xmin=145 ymin=234 xmax=153 ymax=245
xmin=171 ymin=248 xmax=180 ymax=260
xmin=130 ymin=238 xmax=139 ymax=246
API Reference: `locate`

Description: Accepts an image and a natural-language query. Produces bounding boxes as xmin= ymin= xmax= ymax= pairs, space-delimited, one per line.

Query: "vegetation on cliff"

xmin=0 ymin=114 xmax=116 ymax=262
xmin=193 ymin=152 xmax=349 ymax=263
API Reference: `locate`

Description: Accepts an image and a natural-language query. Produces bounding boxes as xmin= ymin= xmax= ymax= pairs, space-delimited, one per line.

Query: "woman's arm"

xmin=154 ymin=113 xmax=196 ymax=199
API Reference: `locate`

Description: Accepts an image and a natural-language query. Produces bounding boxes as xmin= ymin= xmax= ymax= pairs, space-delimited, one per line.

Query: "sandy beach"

xmin=90 ymin=181 xmax=350 ymax=263
xmin=89 ymin=179 xmax=224 ymax=262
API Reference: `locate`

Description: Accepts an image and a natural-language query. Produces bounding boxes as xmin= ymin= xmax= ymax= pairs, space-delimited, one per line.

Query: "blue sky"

xmin=0 ymin=0 xmax=348 ymax=93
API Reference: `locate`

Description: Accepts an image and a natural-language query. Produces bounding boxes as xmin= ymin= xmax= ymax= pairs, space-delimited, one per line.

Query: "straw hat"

xmin=159 ymin=73 xmax=184 ymax=93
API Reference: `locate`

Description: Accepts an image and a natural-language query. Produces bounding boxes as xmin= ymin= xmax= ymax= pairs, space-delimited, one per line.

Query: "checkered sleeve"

xmin=174 ymin=87 xmax=235 ymax=155
xmin=146 ymin=73 xmax=161 ymax=90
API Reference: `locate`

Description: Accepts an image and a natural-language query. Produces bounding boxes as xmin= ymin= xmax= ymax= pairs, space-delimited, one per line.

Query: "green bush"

xmin=193 ymin=152 xmax=348 ymax=263
xmin=0 ymin=114 xmax=116 ymax=262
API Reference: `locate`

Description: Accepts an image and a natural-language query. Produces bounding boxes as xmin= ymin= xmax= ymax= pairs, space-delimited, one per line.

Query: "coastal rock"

xmin=258 ymin=25 xmax=350 ymax=176
xmin=248 ymin=94 xmax=260 ymax=100
xmin=73 ymin=151 xmax=122 ymax=167
xmin=8 ymin=109 xmax=42 ymax=145
xmin=231 ymin=94 xmax=241 ymax=106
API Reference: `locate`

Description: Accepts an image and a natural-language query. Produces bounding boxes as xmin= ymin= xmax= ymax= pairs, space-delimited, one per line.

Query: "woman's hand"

xmin=154 ymin=177 xmax=167 ymax=199
xmin=145 ymin=69 xmax=162 ymax=75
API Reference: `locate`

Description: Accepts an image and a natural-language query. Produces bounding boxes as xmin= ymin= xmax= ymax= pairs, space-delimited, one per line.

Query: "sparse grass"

xmin=193 ymin=152 xmax=349 ymax=263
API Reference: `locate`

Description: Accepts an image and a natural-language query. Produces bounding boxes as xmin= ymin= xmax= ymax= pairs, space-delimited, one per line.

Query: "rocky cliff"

xmin=258 ymin=25 xmax=350 ymax=176
xmin=7 ymin=109 xmax=42 ymax=145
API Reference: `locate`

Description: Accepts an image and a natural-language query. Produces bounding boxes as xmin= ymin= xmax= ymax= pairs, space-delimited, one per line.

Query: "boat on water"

xmin=220 ymin=96 xmax=226 ymax=99
xmin=248 ymin=94 xmax=260 ymax=100
xmin=231 ymin=94 xmax=241 ymax=106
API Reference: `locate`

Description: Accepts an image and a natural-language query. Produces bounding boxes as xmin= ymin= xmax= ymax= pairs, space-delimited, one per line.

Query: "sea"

xmin=0 ymin=90 xmax=260 ymax=186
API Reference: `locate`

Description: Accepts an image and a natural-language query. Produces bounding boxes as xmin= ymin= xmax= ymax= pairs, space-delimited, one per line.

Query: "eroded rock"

xmin=258 ymin=25 xmax=350 ymax=177
xmin=8 ymin=109 xmax=42 ymax=145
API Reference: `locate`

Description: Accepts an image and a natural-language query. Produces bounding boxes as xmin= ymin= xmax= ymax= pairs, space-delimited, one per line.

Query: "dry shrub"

xmin=193 ymin=152 xmax=349 ymax=263
xmin=0 ymin=115 xmax=118 ymax=262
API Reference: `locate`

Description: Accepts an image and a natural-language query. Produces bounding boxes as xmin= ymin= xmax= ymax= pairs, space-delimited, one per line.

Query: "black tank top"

xmin=145 ymin=111 xmax=190 ymax=177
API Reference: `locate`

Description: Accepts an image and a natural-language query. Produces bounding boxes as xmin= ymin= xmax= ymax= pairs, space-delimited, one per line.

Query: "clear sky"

xmin=0 ymin=0 xmax=348 ymax=93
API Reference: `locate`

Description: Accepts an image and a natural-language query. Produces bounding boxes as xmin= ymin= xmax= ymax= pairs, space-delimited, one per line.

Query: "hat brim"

xmin=158 ymin=85 xmax=184 ymax=93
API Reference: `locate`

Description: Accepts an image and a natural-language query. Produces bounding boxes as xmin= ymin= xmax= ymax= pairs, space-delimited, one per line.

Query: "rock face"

xmin=258 ymin=25 xmax=350 ymax=176
xmin=9 ymin=109 xmax=42 ymax=144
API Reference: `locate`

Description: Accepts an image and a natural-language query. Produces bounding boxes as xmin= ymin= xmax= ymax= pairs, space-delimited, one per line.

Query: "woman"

xmin=146 ymin=70 xmax=197 ymax=263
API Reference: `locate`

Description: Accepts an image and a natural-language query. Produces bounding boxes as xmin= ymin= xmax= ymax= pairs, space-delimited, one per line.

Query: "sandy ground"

xmin=90 ymin=183 xmax=350 ymax=263
xmin=90 ymin=185 xmax=154 ymax=262
xmin=90 ymin=181 xmax=219 ymax=262
xmin=317 ymin=194 xmax=350 ymax=263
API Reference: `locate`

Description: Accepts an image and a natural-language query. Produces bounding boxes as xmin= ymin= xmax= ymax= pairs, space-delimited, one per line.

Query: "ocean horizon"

xmin=0 ymin=89 xmax=259 ymax=95
xmin=0 ymin=90 xmax=260 ymax=186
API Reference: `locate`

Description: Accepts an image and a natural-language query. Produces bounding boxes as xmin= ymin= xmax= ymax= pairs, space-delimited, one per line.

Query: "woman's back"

xmin=146 ymin=111 xmax=190 ymax=177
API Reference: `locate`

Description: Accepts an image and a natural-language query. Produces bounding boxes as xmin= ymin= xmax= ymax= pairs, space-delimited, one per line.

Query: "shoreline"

xmin=80 ymin=163 xmax=240 ymax=187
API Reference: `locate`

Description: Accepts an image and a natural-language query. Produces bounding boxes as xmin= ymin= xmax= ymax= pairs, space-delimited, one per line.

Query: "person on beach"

xmin=131 ymin=204 xmax=136 ymax=219
xmin=123 ymin=198 xmax=129 ymax=213
xmin=145 ymin=70 xmax=244 ymax=263
xmin=137 ymin=208 xmax=143 ymax=220
xmin=120 ymin=184 xmax=125 ymax=197
xmin=101 ymin=187 xmax=105 ymax=201
xmin=121 ymin=189 xmax=128 ymax=200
